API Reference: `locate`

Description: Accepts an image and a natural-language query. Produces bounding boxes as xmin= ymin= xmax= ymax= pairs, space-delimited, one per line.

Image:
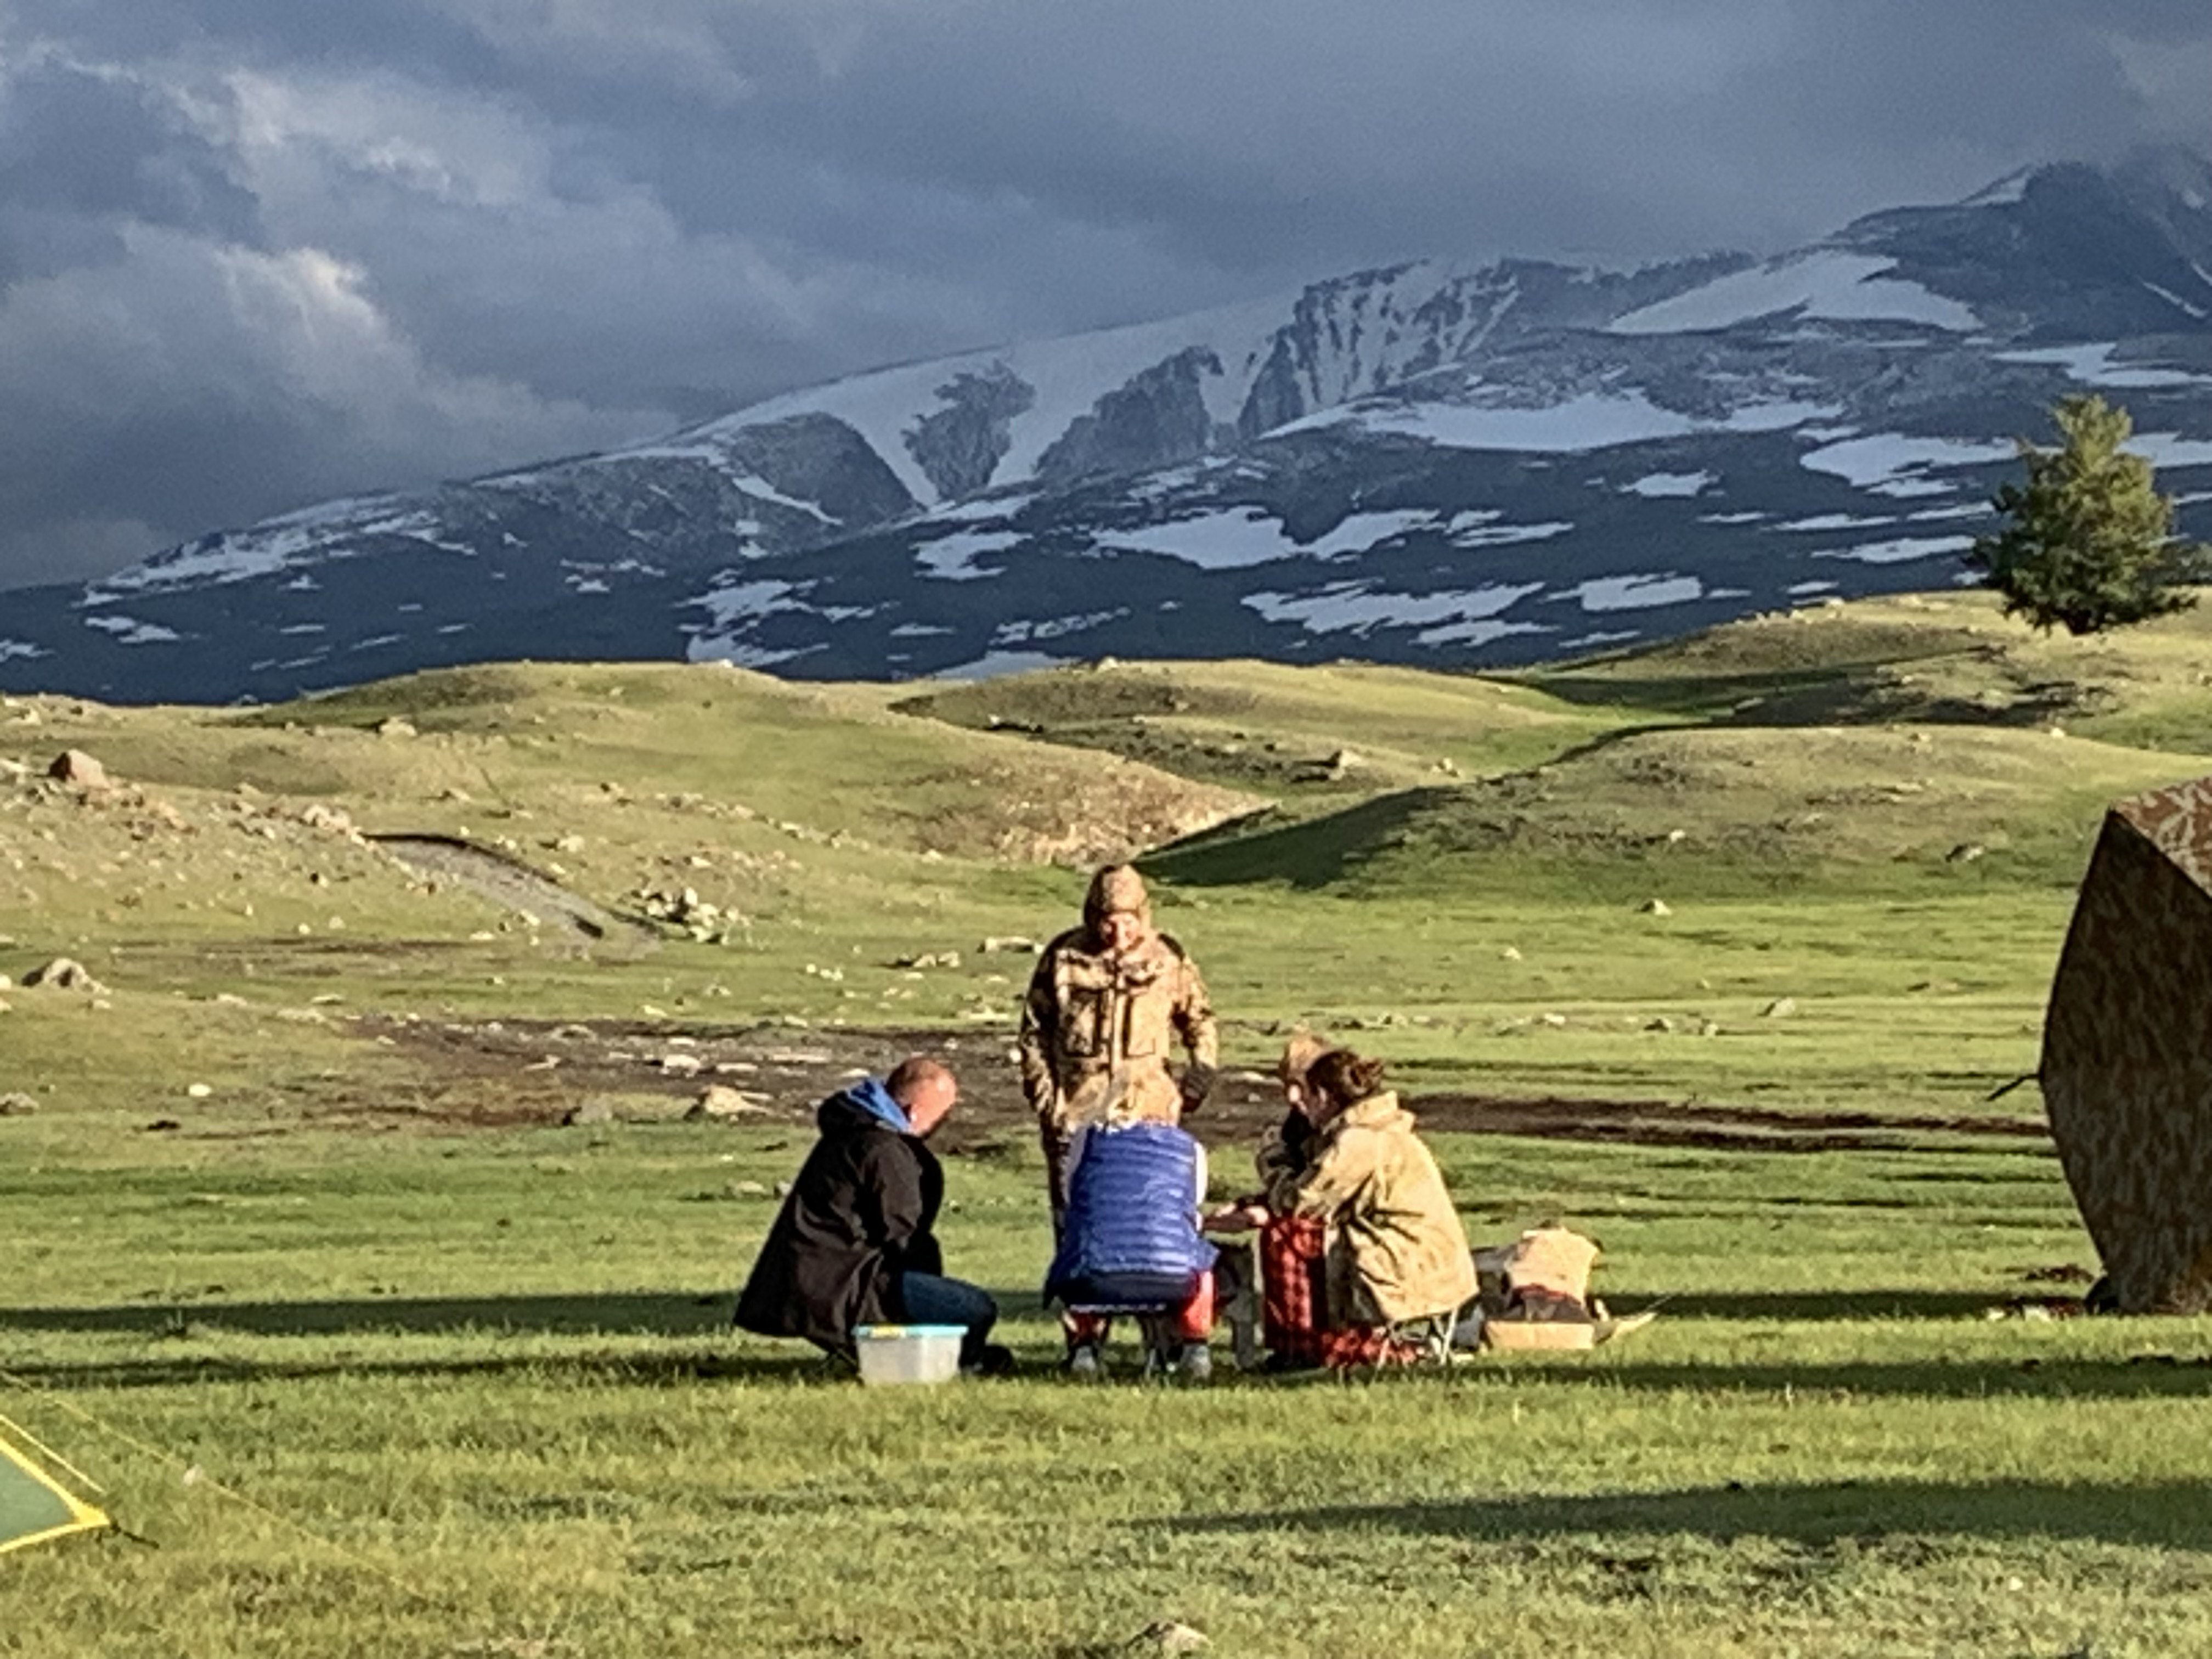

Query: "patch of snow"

xmin=83 ymin=614 xmax=182 ymax=644
xmin=1302 ymin=509 xmax=1436 ymax=558
xmin=285 ymin=574 xmax=320 ymax=592
xmin=1329 ymin=391 xmax=1697 ymax=453
xmin=889 ymin=622 xmax=955 ymax=638
xmin=1815 ymin=534 xmax=1976 ymax=566
xmin=1609 ymin=252 xmax=1980 ymax=335
xmin=1778 ymin=513 xmax=1897 ymax=533
xmin=1908 ymin=503 xmax=1991 ymax=523
xmin=1800 ymin=433 xmax=2013 ymax=490
xmin=1728 ymin=400 xmax=1844 ymax=431
xmin=436 ymin=623 xmax=471 ymax=635
xmin=1556 ymin=628 xmax=1645 ymax=651
xmin=1415 ymin=616 xmax=1553 ymax=647
xmin=713 ymin=293 xmax=1288 ymax=505
xmin=1449 ymin=520 xmax=1574 ymax=548
xmin=1565 ymin=574 xmax=1705 ymax=612
xmin=1966 ymin=169 xmax=2032 ymax=207
xmin=0 ymin=640 xmax=47 ymax=662
xmin=1787 ymin=580 xmax=1841 ymax=595
xmin=568 ymin=578 xmax=610 ymax=594
xmin=94 ymin=499 xmax=431 ymax=595
xmin=995 ymin=610 xmax=1128 ymax=645
xmin=933 ymin=650 xmax=1066 ymax=680
xmin=349 ymin=634 xmax=405 ymax=651
xmin=727 ymin=473 xmax=836 ymax=523
xmin=1622 ymin=470 xmax=1714 ymax=499
xmin=1699 ymin=511 xmax=1767 ymax=525
xmin=1243 ymin=580 xmax=1545 ymax=637
xmin=1996 ymin=342 xmax=2208 ymax=388
xmin=2131 ymin=435 xmax=2212 ymax=469
xmin=2146 ymin=283 xmax=2210 ymax=321
xmin=1317 ymin=387 xmax=1837 ymax=457
xmin=923 ymin=493 xmax=1036 ymax=525
xmin=916 ymin=528 xmax=1023 ymax=581
xmin=278 ymin=623 xmax=326 ymax=636
xmin=1101 ymin=507 xmax=1302 ymax=570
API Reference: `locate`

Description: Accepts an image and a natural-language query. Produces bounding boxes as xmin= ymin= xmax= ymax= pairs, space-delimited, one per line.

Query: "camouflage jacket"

xmin=1266 ymin=1091 xmax=1476 ymax=1327
xmin=1018 ymin=929 xmax=1218 ymax=1131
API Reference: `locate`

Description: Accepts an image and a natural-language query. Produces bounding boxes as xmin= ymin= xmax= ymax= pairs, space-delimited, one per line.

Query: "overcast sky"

xmin=1 ymin=2 xmax=2208 ymax=590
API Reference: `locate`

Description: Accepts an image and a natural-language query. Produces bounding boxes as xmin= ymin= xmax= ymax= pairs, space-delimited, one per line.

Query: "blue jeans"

xmin=899 ymin=1272 xmax=998 ymax=1362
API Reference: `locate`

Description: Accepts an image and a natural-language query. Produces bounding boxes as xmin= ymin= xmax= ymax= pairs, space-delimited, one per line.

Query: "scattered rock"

xmin=1665 ymin=828 xmax=1688 ymax=844
xmin=1644 ymin=1017 xmax=1677 ymax=1033
xmin=22 ymin=957 xmax=107 ymax=994
xmin=658 ymin=1052 xmax=706 ymax=1077
xmin=562 ymin=1100 xmax=617 ymax=1127
xmin=979 ymin=935 xmax=1041 ymax=955
xmin=896 ymin=951 xmax=962 ymax=970
xmin=1537 ymin=1012 xmax=1568 ymax=1029
xmin=1132 ymin=1622 xmax=1209 ymax=1654
xmin=1760 ymin=997 xmax=1797 ymax=1019
xmin=47 ymin=749 xmax=108 ymax=788
xmin=687 ymin=1085 xmax=771 ymax=1121
xmin=1640 ymin=898 xmax=1672 ymax=916
xmin=376 ymin=716 xmax=417 ymax=738
xmin=1946 ymin=843 xmax=1987 ymax=864
xmin=1697 ymin=1019 xmax=1722 ymax=1037
xmin=0 ymin=1092 xmax=37 ymax=1116
xmin=185 ymin=1083 xmax=213 ymax=1099
xmin=1498 ymin=946 xmax=1522 ymax=961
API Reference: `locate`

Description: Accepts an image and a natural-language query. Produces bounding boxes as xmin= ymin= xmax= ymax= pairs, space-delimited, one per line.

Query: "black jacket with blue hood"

xmin=735 ymin=1078 xmax=945 ymax=1351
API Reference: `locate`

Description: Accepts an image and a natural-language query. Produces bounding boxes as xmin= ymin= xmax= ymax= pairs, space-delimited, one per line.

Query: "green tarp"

xmin=0 ymin=1424 xmax=108 ymax=1556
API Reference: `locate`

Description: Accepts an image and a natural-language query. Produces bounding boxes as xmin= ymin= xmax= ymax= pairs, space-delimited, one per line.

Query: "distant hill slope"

xmin=8 ymin=149 xmax=2212 ymax=703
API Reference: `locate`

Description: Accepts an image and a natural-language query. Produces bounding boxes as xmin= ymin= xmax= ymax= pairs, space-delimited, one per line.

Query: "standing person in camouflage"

xmin=1019 ymin=865 xmax=1219 ymax=1235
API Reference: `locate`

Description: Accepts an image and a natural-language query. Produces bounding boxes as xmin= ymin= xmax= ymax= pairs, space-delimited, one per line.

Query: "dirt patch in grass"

xmin=353 ymin=1018 xmax=2048 ymax=1153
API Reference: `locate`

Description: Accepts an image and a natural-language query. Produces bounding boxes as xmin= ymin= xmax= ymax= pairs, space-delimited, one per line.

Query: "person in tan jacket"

xmin=1262 ymin=1047 xmax=1476 ymax=1357
xmin=1019 ymin=864 xmax=1218 ymax=1232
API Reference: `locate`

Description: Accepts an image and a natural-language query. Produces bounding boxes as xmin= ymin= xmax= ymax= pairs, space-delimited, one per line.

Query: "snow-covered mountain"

xmin=10 ymin=148 xmax=2212 ymax=701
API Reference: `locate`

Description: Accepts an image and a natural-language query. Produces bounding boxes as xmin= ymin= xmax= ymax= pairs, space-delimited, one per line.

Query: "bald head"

xmin=887 ymin=1055 xmax=959 ymax=1137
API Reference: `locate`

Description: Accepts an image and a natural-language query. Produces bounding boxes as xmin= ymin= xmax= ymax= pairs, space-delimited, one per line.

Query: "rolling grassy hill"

xmin=9 ymin=591 xmax=2212 ymax=1657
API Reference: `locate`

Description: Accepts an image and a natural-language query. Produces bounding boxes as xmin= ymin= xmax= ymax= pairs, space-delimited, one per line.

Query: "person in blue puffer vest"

xmin=1044 ymin=1121 xmax=1218 ymax=1380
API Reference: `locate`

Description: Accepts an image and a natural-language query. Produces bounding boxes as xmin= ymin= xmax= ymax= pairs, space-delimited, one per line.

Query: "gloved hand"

xmin=1179 ymin=1061 xmax=1218 ymax=1115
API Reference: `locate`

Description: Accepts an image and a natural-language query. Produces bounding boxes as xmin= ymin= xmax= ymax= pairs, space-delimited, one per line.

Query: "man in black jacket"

xmin=735 ymin=1056 xmax=1006 ymax=1371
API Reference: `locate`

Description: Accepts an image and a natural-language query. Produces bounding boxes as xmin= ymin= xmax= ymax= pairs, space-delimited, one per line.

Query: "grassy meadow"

xmin=7 ymin=589 xmax=2212 ymax=1656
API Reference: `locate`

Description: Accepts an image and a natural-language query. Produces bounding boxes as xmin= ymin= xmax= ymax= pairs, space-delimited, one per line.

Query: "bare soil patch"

xmin=349 ymin=1018 xmax=2049 ymax=1153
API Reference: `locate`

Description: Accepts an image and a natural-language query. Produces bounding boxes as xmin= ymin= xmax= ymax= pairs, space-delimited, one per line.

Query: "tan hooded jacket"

xmin=1019 ymin=866 xmax=1219 ymax=1131
xmin=1267 ymin=1091 xmax=1477 ymax=1327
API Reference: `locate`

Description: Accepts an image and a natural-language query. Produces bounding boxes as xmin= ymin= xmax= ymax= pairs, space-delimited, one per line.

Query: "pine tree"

xmin=1967 ymin=393 xmax=2211 ymax=635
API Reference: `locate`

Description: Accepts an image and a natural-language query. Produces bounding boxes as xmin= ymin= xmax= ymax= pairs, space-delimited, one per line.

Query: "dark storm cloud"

xmin=2 ymin=0 xmax=2209 ymax=589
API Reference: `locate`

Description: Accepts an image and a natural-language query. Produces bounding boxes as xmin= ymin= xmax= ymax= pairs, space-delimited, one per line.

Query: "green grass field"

xmin=7 ymin=590 xmax=2212 ymax=1657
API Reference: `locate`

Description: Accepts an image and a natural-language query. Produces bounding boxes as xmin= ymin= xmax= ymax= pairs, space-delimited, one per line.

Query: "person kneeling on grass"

xmin=1045 ymin=1120 xmax=1217 ymax=1381
xmin=736 ymin=1056 xmax=1012 ymax=1376
xmin=1256 ymin=1047 xmax=1476 ymax=1368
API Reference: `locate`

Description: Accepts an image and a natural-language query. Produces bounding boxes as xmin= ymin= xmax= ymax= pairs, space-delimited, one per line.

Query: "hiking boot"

xmin=1063 ymin=1342 xmax=1104 ymax=1380
xmin=963 ymin=1342 xmax=1018 ymax=1378
xmin=1174 ymin=1342 xmax=1212 ymax=1383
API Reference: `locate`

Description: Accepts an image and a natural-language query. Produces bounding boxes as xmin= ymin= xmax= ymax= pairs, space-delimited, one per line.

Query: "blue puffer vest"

xmin=1045 ymin=1122 xmax=1218 ymax=1308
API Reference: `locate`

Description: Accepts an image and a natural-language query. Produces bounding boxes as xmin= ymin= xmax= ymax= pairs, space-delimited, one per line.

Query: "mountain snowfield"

xmin=9 ymin=149 xmax=2212 ymax=702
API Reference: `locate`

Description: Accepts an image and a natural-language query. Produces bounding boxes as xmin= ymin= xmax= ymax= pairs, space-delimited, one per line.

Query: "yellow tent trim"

xmin=0 ymin=1430 xmax=110 ymax=1556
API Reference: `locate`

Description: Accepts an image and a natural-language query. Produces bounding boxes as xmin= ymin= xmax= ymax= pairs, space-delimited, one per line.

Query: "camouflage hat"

xmin=1083 ymin=864 xmax=1151 ymax=928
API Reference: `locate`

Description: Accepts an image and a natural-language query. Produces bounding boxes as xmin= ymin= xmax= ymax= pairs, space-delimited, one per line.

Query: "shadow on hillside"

xmin=1146 ymin=787 xmax=1456 ymax=888
xmin=1173 ymin=1477 xmax=2212 ymax=1551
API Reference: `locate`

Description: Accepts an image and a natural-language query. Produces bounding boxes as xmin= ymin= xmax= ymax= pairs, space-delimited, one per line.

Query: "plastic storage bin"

xmin=852 ymin=1324 xmax=965 ymax=1385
